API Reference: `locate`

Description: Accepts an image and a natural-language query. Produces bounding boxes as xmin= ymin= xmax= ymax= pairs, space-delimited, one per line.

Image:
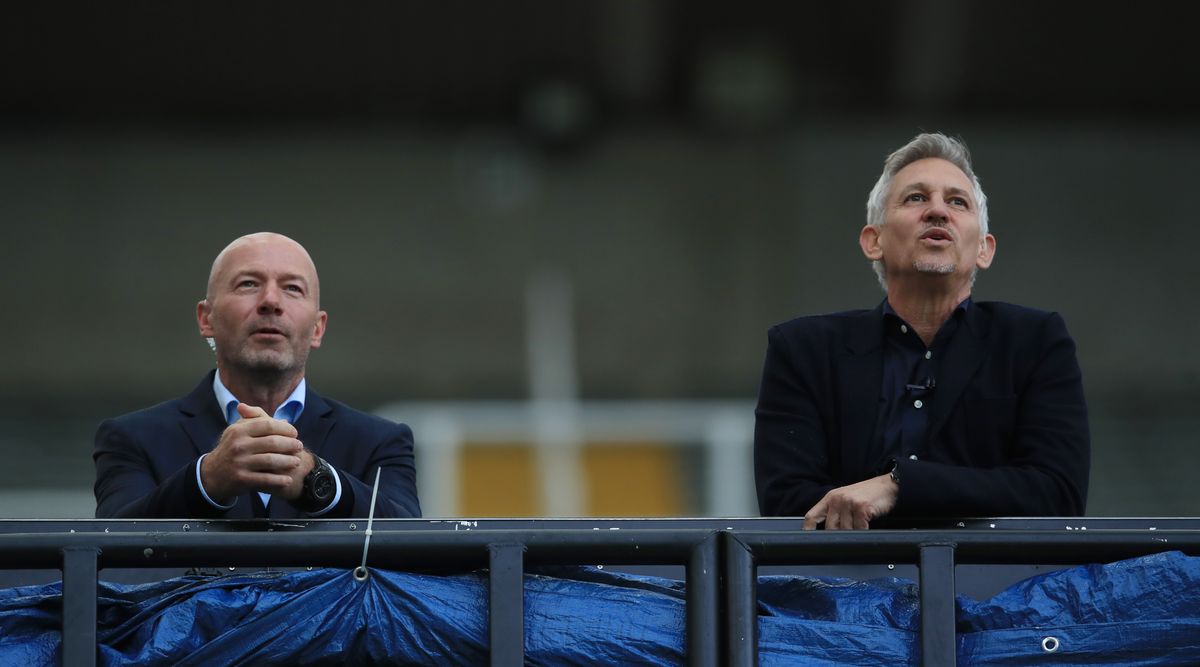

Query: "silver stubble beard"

xmin=223 ymin=337 xmax=310 ymax=387
xmin=912 ymin=259 xmax=956 ymax=275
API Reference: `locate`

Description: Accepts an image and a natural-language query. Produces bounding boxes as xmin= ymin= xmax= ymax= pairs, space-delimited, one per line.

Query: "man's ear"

xmin=976 ymin=233 xmax=997 ymax=270
xmin=859 ymin=225 xmax=883 ymax=261
xmin=309 ymin=311 xmax=328 ymax=349
xmin=197 ymin=299 xmax=214 ymax=337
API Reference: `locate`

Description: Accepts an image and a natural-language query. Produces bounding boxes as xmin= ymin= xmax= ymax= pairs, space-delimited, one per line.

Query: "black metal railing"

xmin=2 ymin=517 xmax=1198 ymax=667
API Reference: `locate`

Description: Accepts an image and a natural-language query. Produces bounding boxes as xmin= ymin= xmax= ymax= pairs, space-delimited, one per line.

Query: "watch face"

xmin=312 ymin=473 xmax=335 ymax=501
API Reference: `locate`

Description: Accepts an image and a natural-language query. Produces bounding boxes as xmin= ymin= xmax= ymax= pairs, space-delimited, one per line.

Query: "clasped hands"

xmin=803 ymin=473 xmax=899 ymax=530
xmin=199 ymin=403 xmax=315 ymax=504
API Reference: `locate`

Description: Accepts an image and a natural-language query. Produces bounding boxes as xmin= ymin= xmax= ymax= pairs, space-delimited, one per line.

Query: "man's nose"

xmin=923 ymin=196 xmax=950 ymax=222
xmin=257 ymin=283 xmax=284 ymax=314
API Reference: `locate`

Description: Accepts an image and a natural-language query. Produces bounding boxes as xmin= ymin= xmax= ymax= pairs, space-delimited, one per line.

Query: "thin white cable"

xmin=353 ymin=467 xmax=382 ymax=582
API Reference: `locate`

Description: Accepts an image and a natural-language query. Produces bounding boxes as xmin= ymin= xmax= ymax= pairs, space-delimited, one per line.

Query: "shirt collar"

xmin=212 ymin=371 xmax=306 ymax=425
xmin=881 ymin=296 xmax=972 ymax=323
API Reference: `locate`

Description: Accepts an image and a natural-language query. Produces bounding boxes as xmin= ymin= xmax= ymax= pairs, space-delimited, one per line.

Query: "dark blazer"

xmin=94 ymin=371 xmax=421 ymax=519
xmin=754 ymin=301 xmax=1089 ymax=519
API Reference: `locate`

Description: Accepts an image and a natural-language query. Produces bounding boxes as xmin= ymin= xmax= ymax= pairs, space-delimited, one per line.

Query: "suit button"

xmin=913 ymin=399 xmax=924 ymax=409
xmin=909 ymin=454 xmax=919 ymax=461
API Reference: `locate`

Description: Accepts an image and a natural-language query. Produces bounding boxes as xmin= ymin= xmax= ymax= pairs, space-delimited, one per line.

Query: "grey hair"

xmin=864 ymin=132 xmax=989 ymax=290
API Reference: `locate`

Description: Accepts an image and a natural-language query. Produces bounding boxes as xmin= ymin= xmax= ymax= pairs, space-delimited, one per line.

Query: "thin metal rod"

xmin=488 ymin=543 xmax=525 ymax=667
xmin=686 ymin=533 xmax=720 ymax=667
xmin=919 ymin=544 xmax=957 ymax=667
xmin=62 ymin=546 xmax=99 ymax=667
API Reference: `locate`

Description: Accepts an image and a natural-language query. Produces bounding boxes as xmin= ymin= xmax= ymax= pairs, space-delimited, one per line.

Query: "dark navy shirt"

xmin=875 ymin=297 xmax=971 ymax=468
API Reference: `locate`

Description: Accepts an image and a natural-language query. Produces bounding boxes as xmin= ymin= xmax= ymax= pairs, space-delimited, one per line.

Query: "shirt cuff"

xmin=196 ymin=454 xmax=237 ymax=510
xmin=303 ymin=465 xmax=343 ymax=517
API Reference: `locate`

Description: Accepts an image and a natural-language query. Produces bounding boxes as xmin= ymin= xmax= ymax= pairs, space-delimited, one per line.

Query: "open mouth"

xmin=919 ymin=228 xmax=953 ymax=243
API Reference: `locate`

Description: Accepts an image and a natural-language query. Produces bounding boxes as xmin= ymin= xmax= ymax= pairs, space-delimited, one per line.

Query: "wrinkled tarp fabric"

xmin=956 ymin=550 xmax=1200 ymax=666
xmin=0 ymin=551 xmax=1197 ymax=665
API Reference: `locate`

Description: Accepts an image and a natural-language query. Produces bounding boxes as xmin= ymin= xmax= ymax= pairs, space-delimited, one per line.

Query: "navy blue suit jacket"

xmin=754 ymin=301 xmax=1089 ymax=519
xmin=94 ymin=371 xmax=421 ymax=519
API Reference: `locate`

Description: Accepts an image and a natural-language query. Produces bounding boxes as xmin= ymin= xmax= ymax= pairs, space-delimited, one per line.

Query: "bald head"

xmin=206 ymin=232 xmax=321 ymax=306
xmin=197 ymin=231 xmax=328 ymax=388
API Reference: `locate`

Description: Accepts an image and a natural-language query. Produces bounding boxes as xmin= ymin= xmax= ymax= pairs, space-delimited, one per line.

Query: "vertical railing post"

xmin=686 ymin=533 xmax=720 ymax=667
xmin=722 ymin=532 xmax=757 ymax=667
xmin=62 ymin=546 xmax=100 ymax=667
xmin=487 ymin=542 xmax=526 ymax=667
xmin=919 ymin=543 xmax=957 ymax=667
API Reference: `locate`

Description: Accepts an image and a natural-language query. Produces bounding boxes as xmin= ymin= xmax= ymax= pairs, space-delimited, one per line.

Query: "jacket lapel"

xmin=838 ymin=306 xmax=884 ymax=468
xmin=177 ymin=370 xmax=227 ymax=459
xmin=926 ymin=304 xmax=991 ymax=443
xmin=295 ymin=387 xmax=335 ymax=458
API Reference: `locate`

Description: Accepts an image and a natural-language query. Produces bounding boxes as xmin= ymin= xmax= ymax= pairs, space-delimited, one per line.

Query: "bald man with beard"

xmin=94 ymin=232 xmax=421 ymax=519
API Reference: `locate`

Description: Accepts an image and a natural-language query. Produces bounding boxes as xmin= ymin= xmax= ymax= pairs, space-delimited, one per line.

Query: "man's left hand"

xmin=803 ymin=473 xmax=899 ymax=530
xmin=277 ymin=449 xmax=317 ymax=501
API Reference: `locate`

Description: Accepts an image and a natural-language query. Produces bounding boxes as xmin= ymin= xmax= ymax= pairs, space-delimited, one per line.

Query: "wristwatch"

xmin=297 ymin=454 xmax=337 ymax=513
xmin=884 ymin=457 xmax=900 ymax=486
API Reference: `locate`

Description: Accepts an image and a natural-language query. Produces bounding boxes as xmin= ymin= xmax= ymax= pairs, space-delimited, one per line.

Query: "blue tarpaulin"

xmin=956 ymin=551 xmax=1200 ymax=665
xmin=1 ymin=551 xmax=1198 ymax=665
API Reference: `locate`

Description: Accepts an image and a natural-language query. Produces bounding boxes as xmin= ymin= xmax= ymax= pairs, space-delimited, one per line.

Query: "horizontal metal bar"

xmin=3 ymin=517 xmax=1199 ymax=536
xmin=0 ymin=529 xmax=716 ymax=570
xmin=1 ymin=527 xmax=1198 ymax=571
xmin=723 ymin=530 xmax=1200 ymax=565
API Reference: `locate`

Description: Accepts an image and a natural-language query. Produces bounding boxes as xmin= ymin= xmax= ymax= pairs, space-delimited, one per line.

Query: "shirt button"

xmin=925 ymin=351 xmax=932 ymax=360
xmin=900 ymin=324 xmax=908 ymax=334
xmin=913 ymin=399 xmax=923 ymax=409
xmin=909 ymin=454 xmax=919 ymax=461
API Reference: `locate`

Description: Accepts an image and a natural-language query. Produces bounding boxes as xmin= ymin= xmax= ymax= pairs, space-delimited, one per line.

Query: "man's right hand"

xmin=199 ymin=403 xmax=304 ymax=504
xmin=802 ymin=473 xmax=899 ymax=531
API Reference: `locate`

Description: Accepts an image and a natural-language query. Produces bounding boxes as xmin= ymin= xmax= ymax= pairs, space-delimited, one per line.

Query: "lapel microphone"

xmin=905 ymin=377 xmax=936 ymax=392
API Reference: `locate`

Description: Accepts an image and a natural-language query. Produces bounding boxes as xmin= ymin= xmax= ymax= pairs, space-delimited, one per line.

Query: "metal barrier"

xmin=2 ymin=517 xmax=1198 ymax=667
